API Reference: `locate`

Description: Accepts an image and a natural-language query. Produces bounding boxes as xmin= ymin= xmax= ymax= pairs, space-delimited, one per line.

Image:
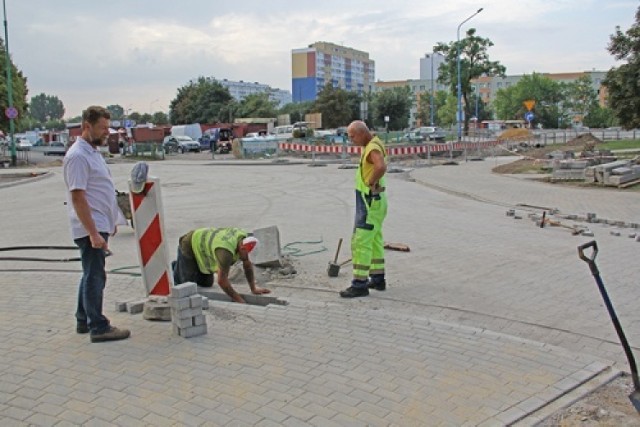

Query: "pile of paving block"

xmin=585 ymin=159 xmax=640 ymax=187
xmin=168 ymin=282 xmax=209 ymax=338
xmin=551 ymin=156 xmax=640 ymax=187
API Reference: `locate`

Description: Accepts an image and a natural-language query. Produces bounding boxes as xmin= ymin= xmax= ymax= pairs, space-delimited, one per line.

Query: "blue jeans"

xmin=75 ymin=233 xmax=110 ymax=334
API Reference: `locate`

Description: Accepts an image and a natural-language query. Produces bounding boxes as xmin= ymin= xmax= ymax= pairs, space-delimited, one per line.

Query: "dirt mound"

xmin=567 ymin=132 xmax=602 ymax=147
xmin=497 ymin=128 xmax=533 ymax=142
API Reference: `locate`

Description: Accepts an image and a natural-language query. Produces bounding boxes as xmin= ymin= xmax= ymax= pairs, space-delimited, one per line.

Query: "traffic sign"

xmin=5 ymin=107 xmax=18 ymax=119
xmin=523 ymin=100 xmax=536 ymax=111
xmin=524 ymin=112 xmax=535 ymax=122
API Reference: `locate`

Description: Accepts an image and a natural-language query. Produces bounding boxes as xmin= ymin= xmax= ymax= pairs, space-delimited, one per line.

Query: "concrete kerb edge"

xmin=514 ymin=368 xmax=624 ymax=426
xmin=0 ymin=169 xmax=53 ymax=189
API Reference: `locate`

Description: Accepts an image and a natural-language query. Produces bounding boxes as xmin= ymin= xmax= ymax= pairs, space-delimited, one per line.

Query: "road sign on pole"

xmin=523 ymin=100 xmax=536 ymax=111
xmin=524 ymin=112 xmax=535 ymax=122
xmin=5 ymin=106 xmax=17 ymax=119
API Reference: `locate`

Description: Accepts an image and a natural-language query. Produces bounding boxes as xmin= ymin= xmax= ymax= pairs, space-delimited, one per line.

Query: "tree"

xmin=436 ymin=92 xmax=458 ymax=128
xmin=371 ymin=86 xmax=412 ymax=130
xmin=236 ymin=93 xmax=278 ymax=118
xmin=583 ymin=105 xmax=617 ymax=128
xmin=106 ymin=105 xmax=124 ymax=120
xmin=152 ymin=111 xmax=169 ymax=124
xmin=30 ymin=93 xmax=64 ymax=122
xmin=603 ymin=6 xmax=640 ymax=129
xmin=563 ymin=75 xmax=598 ymax=126
xmin=311 ymin=84 xmax=361 ymax=128
xmin=434 ymin=28 xmax=506 ymax=135
xmin=493 ymin=73 xmax=564 ymax=129
xmin=277 ymin=101 xmax=314 ymax=124
xmin=169 ymin=77 xmax=234 ymax=124
xmin=0 ymin=38 xmax=29 ymax=133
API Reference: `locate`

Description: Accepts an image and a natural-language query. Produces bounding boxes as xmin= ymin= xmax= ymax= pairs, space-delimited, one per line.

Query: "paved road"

xmin=1 ymin=155 xmax=639 ymax=425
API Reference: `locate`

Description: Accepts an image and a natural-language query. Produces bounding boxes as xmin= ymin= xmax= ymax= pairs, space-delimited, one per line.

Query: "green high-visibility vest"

xmin=191 ymin=227 xmax=247 ymax=274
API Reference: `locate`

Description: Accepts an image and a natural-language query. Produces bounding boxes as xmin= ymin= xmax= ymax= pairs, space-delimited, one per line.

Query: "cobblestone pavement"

xmin=1 ymin=155 xmax=638 ymax=426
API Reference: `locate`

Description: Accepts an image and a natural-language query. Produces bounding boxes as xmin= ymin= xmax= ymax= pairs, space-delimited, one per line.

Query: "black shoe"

xmin=340 ymin=286 xmax=369 ymax=298
xmin=367 ymin=279 xmax=386 ymax=291
xmin=76 ymin=323 xmax=89 ymax=334
xmin=90 ymin=326 xmax=131 ymax=343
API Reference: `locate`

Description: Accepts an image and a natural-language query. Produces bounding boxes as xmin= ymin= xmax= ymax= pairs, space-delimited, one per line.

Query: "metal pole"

xmin=456 ymin=8 xmax=483 ymax=143
xmin=3 ymin=0 xmax=16 ymax=166
xmin=430 ymin=53 xmax=435 ymax=126
xmin=475 ymin=83 xmax=479 ymax=120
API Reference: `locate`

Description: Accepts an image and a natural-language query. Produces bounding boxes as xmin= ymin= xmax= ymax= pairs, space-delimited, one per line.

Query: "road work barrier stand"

xmin=129 ymin=177 xmax=173 ymax=297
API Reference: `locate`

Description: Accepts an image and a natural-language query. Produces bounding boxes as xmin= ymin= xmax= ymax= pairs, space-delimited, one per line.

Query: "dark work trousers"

xmin=74 ymin=233 xmax=110 ymax=334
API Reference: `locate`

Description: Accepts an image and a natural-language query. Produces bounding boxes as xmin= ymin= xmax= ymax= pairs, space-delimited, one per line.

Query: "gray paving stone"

xmin=1 ymin=159 xmax=634 ymax=426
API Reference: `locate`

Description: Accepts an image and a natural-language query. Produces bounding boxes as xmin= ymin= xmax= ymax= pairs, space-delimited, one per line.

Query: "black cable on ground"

xmin=0 ymin=246 xmax=111 ymax=262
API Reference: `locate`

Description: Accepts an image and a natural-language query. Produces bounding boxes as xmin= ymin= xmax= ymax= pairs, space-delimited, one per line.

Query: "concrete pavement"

xmin=1 ymin=155 xmax=639 ymax=426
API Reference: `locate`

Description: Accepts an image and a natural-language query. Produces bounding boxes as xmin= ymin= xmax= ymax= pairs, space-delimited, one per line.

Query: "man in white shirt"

xmin=63 ymin=105 xmax=130 ymax=343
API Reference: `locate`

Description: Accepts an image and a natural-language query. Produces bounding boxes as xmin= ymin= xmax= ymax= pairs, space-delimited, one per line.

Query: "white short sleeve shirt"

xmin=63 ymin=137 xmax=123 ymax=239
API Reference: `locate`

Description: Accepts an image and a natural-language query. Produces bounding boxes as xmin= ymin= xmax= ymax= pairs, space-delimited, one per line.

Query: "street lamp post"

xmin=149 ymin=98 xmax=159 ymax=115
xmin=3 ymin=0 xmax=16 ymax=166
xmin=475 ymin=83 xmax=479 ymax=121
xmin=430 ymin=53 xmax=435 ymax=126
xmin=456 ymin=7 xmax=483 ymax=142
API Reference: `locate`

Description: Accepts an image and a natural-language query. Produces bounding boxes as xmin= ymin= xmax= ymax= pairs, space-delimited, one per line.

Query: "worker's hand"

xmin=89 ymin=233 xmax=108 ymax=250
xmin=231 ymin=293 xmax=246 ymax=303
xmin=252 ymin=286 xmax=271 ymax=295
xmin=369 ymin=182 xmax=386 ymax=195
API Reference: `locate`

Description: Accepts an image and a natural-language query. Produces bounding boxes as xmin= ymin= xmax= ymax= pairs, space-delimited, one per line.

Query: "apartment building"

xmin=291 ymin=41 xmax=375 ymax=102
xmin=471 ymin=71 xmax=608 ymax=106
xmin=214 ymin=78 xmax=292 ymax=108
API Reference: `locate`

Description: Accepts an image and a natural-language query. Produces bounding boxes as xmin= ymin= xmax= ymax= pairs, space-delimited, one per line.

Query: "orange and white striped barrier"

xmin=278 ymin=140 xmax=500 ymax=156
xmin=129 ymin=177 xmax=172 ymax=296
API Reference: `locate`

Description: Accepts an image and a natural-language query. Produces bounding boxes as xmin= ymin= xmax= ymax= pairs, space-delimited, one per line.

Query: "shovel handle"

xmin=333 ymin=238 xmax=343 ymax=264
xmin=578 ymin=240 xmax=599 ymax=276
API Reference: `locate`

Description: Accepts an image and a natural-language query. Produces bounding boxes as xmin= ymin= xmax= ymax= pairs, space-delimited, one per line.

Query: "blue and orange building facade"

xmin=291 ymin=41 xmax=375 ymax=103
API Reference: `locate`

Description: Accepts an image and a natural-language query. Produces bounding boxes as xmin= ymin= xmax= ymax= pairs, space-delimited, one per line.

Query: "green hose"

xmin=282 ymin=238 xmax=328 ymax=257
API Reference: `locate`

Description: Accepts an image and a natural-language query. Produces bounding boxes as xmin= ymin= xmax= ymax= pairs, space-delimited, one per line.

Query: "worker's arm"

xmin=241 ymin=256 xmax=271 ymax=295
xmin=215 ymin=248 xmax=245 ymax=303
xmin=366 ymin=148 xmax=387 ymax=191
xmin=70 ymin=189 xmax=107 ymax=250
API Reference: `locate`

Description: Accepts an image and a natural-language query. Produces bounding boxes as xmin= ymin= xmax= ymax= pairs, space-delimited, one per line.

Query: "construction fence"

xmin=276 ymin=140 xmax=503 ymax=161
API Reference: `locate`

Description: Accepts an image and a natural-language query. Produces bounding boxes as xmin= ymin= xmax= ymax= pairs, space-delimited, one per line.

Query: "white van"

xmin=171 ymin=123 xmax=203 ymax=141
xmin=271 ymin=125 xmax=293 ymax=140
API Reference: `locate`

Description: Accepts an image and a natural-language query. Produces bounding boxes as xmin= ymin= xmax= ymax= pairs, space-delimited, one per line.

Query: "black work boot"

xmin=340 ymin=286 xmax=369 ymax=298
xmin=368 ymin=274 xmax=386 ymax=291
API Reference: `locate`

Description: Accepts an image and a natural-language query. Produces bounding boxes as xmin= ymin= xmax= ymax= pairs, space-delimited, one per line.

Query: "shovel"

xmin=578 ymin=240 xmax=640 ymax=413
xmin=327 ymin=238 xmax=343 ymax=277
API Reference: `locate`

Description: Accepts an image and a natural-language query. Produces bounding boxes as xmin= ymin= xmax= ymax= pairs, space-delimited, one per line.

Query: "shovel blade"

xmin=629 ymin=390 xmax=640 ymax=413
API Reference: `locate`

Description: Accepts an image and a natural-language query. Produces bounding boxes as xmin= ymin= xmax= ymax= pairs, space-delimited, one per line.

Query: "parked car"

xmin=417 ymin=126 xmax=446 ymax=142
xmin=43 ymin=141 xmax=66 ymax=156
xmin=163 ymin=135 xmax=200 ymax=153
xmin=16 ymin=138 xmax=33 ymax=151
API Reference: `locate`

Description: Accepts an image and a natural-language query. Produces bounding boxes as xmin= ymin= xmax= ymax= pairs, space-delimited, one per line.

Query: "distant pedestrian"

xmin=340 ymin=120 xmax=388 ymax=298
xmin=172 ymin=227 xmax=271 ymax=303
xmin=63 ymin=105 xmax=131 ymax=343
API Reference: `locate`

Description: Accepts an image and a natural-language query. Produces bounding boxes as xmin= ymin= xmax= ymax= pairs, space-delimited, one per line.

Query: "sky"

xmin=6 ymin=0 xmax=639 ymax=119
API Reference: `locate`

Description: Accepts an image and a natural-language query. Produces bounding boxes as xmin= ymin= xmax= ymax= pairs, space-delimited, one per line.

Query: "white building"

xmin=215 ymin=79 xmax=292 ymax=107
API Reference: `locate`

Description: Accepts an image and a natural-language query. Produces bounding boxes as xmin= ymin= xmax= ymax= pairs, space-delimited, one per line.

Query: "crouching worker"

xmin=172 ymin=227 xmax=271 ymax=303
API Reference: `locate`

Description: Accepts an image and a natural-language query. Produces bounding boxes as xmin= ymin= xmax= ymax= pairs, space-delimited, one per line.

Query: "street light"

xmin=429 ymin=52 xmax=435 ymax=126
xmin=456 ymin=7 xmax=483 ymax=142
xmin=3 ymin=0 xmax=16 ymax=166
xmin=149 ymin=98 xmax=159 ymax=115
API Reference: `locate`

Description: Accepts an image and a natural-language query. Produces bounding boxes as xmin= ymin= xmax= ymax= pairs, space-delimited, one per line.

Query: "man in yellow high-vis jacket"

xmin=172 ymin=227 xmax=271 ymax=303
xmin=340 ymin=121 xmax=388 ymax=298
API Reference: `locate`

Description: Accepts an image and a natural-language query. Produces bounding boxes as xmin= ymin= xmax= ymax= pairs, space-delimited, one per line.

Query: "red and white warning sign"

xmin=129 ymin=177 xmax=172 ymax=296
